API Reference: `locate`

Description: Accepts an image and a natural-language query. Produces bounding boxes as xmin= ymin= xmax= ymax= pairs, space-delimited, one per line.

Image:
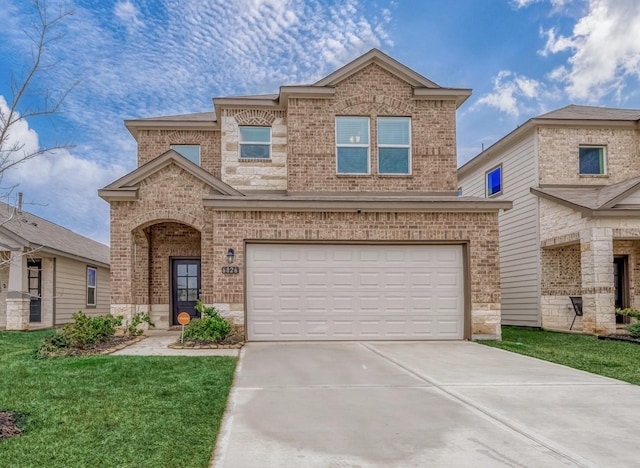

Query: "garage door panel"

xmin=247 ymin=244 xmax=464 ymax=341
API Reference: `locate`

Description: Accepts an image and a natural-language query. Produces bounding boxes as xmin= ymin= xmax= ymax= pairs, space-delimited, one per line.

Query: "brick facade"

xmin=103 ymin=51 xmax=505 ymax=339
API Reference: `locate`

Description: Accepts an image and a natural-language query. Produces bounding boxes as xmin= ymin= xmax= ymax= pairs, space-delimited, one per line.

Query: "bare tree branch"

xmin=0 ymin=0 xmax=77 ymax=183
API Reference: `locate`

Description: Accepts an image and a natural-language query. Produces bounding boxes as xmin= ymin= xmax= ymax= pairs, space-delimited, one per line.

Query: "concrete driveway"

xmin=213 ymin=342 xmax=639 ymax=467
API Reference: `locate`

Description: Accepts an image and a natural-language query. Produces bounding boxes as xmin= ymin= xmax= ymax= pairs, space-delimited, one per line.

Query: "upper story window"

xmin=87 ymin=267 xmax=97 ymax=307
xmin=486 ymin=165 xmax=502 ymax=197
xmin=171 ymin=145 xmax=201 ymax=165
xmin=579 ymin=146 xmax=606 ymax=175
xmin=239 ymin=126 xmax=271 ymax=159
xmin=377 ymin=117 xmax=411 ymax=174
xmin=336 ymin=117 xmax=370 ymax=174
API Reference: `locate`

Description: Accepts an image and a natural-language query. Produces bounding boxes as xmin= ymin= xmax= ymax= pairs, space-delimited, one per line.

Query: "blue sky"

xmin=2 ymin=0 xmax=640 ymax=245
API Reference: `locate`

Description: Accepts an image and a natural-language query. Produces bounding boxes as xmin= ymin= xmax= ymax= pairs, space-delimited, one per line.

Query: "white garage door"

xmin=246 ymin=244 xmax=465 ymax=341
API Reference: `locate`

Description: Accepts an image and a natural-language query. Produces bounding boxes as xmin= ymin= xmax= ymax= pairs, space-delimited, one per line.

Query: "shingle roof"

xmin=531 ymin=175 xmax=640 ymax=213
xmin=536 ymin=105 xmax=640 ymax=121
xmin=131 ymin=111 xmax=217 ymax=123
xmin=0 ymin=201 xmax=109 ymax=266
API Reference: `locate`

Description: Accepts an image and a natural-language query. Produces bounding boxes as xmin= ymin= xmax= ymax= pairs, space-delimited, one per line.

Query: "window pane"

xmin=178 ymin=289 xmax=187 ymax=301
xmin=240 ymin=127 xmax=270 ymax=143
xmin=187 ymin=277 xmax=197 ymax=289
xmin=579 ymin=147 xmax=604 ymax=174
xmin=378 ymin=118 xmax=410 ymax=145
xmin=240 ymin=144 xmax=270 ymax=159
xmin=187 ymin=264 xmax=198 ymax=276
xmin=336 ymin=117 xmax=369 ymax=144
xmin=487 ymin=167 xmax=502 ymax=196
xmin=87 ymin=268 xmax=96 ymax=287
xmin=379 ymin=148 xmax=409 ymax=174
xmin=171 ymin=145 xmax=200 ymax=165
xmin=337 ymin=147 xmax=368 ymax=173
xmin=177 ymin=264 xmax=187 ymax=276
xmin=177 ymin=277 xmax=187 ymax=289
xmin=87 ymin=288 xmax=96 ymax=305
xmin=187 ymin=289 xmax=198 ymax=301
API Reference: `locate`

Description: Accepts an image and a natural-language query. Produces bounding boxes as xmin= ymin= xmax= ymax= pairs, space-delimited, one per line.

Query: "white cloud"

xmin=474 ymin=71 xmax=547 ymax=117
xmin=0 ymin=95 xmax=40 ymax=165
xmin=539 ymin=0 xmax=640 ymax=101
xmin=114 ymin=0 xmax=144 ymax=31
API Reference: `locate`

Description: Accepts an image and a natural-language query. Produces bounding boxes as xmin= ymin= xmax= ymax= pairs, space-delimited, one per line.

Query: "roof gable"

xmin=99 ymin=150 xmax=244 ymax=201
xmin=314 ymin=49 xmax=440 ymax=88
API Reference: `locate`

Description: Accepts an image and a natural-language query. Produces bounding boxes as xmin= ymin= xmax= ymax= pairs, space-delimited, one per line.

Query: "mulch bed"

xmin=170 ymin=325 xmax=245 ymax=349
xmin=598 ymin=334 xmax=640 ymax=344
xmin=0 ymin=411 xmax=23 ymax=439
xmin=39 ymin=335 xmax=145 ymax=358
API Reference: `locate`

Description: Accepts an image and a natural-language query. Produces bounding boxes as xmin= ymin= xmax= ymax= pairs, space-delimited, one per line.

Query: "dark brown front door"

xmin=28 ymin=259 xmax=42 ymax=323
xmin=171 ymin=258 xmax=201 ymax=325
xmin=613 ymin=256 xmax=629 ymax=324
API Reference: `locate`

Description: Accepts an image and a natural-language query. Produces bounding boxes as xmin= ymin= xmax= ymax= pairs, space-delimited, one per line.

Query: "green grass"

xmin=0 ymin=331 xmax=236 ymax=468
xmin=479 ymin=326 xmax=640 ymax=385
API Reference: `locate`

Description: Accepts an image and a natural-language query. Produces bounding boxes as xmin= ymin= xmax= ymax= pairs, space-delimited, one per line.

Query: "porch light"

xmin=227 ymin=248 xmax=235 ymax=264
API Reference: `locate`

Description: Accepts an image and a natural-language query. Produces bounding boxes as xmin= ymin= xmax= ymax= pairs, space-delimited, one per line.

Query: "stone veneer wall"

xmin=541 ymin=245 xmax=582 ymax=329
xmin=287 ymin=63 xmax=458 ymax=193
xmin=136 ymin=129 xmax=221 ymax=178
xmin=221 ymin=109 xmax=288 ymax=191
xmin=206 ymin=210 xmax=502 ymax=339
xmin=538 ymin=126 xmax=640 ymax=186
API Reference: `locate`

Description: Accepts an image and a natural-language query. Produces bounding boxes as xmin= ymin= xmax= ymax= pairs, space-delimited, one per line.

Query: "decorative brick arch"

xmin=163 ymin=130 xmax=206 ymax=144
xmin=335 ymin=94 xmax=413 ymax=116
xmin=132 ymin=210 xmax=205 ymax=233
xmin=233 ymin=109 xmax=278 ymax=126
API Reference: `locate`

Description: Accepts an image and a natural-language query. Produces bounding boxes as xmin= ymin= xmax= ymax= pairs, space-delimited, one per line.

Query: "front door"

xmin=613 ymin=256 xmax=629 ymax=324
xmin=171 ymin=258 xmax=201 ymax=325
xmin=28 ymin=259 xmax=42 ymax=323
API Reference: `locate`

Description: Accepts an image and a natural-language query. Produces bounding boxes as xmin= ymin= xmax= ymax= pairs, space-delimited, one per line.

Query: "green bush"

xmin=182 ymin=301 xmax=231 ymax=342
xmin=36 ymin=311 xmax=122 ymax=357
xmin=626 ymin=321 xmax=640 ymax=338
xmin=615 ymin=308 xmax=640 ymax=319
xmin=123 ymin=312 xmax=155 ymax=336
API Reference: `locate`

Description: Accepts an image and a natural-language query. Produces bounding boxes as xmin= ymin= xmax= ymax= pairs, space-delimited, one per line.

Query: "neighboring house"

xmin=99 ymin=49 xmax=510 ymax=341
xmin=458 ymin=105 xmax=640 ymax=335
xmin=0 ymin=201 xmax=110 ymax=330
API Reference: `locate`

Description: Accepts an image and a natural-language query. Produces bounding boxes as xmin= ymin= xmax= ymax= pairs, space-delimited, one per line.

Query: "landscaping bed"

xmin=172 ymin=324 xmax=245 ymax=349
xmin=598 ymin=333 xmax=640 ymax=345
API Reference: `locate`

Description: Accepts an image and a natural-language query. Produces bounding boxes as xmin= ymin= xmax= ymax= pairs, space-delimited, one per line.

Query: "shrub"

xmin=615 ymin=308 xmax=640 ymax=319
xmin=123 ymin=312 xmax=155 ymax=336
xmin=627 ymin=321 xmax=640 ymax=338
xmin=182 ymin=301 xmax=231 ymax=343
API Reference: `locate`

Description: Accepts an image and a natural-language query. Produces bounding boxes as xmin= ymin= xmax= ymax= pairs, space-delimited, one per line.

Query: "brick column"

xmin=580 ymin=228 xmax=615 ymax=335
xmin=6 ymin=250 xmax=29 ymax=330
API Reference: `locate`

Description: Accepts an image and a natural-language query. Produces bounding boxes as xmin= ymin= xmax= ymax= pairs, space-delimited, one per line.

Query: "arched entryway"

xmin=132 ymin=221 xmax=201 ymax=327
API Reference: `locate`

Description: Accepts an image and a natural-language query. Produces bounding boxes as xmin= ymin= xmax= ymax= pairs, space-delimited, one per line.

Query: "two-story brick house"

xmin=458 ymin=105 xmax=640 ymax=335
xmin=99 ymin=49 xmax=510 ymax=340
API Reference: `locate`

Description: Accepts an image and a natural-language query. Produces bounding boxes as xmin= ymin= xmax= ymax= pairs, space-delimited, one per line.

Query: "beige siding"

xmin=54 ymin=257 xmax=110 ymax=324
xmin=459 ymin=133 xmax=540 ymax=326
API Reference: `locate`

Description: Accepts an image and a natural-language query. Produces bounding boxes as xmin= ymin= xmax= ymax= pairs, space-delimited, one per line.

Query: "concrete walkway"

xmin=214 ymin=341 xmax=639 ymax=467
xmin=111 ymin=330 xmax=239 ymax=356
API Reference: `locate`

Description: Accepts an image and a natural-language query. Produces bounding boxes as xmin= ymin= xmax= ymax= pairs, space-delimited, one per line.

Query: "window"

xmin=486 ymin=165 xmax=502 ymax=197
xmin=457 ymin=187 xmax=462 ymax=196
xmin=87 ymin=267 xmax=97 ymax=306
xmin=377 ymin=117 xmax=411 ymax=174
xmin=239 ymin=126 xmax=271 ymax=159
xmin=336 ymin=117 xmax=370 ymax=174
xmin=170 ymin=145 xmax=200 ymax=165
xmin=579 ymin=146 xmax=606 ymax=175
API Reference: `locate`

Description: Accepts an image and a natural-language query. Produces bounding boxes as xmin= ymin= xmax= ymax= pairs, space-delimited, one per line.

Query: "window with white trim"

xmin=170 ymin=145 xmax=200 ymax=165
xmin=579 ymin=146 xmax=606 ymax=175
xmin=486 ymin=165 xmax=502 ymax=197
xmin=239 ymin=126 xmax=271 ymax=159
xmin=336 ymin=117 xmax=370 ymax=174
xmin=87 ymin=267 xmax=97 ymax=307
xmin=377 ymin=117 xmax=411 ymax=174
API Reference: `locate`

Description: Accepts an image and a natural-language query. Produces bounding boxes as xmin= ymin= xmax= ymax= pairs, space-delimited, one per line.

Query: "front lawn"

xmin=0 ymin=331 xmax=236 ymax=468
xmin=479 ymin=326 xmax=640 ymax=385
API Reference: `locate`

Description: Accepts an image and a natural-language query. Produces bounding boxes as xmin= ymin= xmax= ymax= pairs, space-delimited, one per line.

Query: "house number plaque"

xmin=221 ymin=266 xmax=240 ymax=274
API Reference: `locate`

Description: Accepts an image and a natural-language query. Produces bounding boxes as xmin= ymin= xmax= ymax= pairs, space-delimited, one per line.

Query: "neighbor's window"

xmin=87 ymin=267 xmax=97 ymax=307
xmin=486 ymin=165 xmax=502 ymax=197
xmin=239 ymin=126 xmax=271 ymax=159
xmin=579 ymin=146 xmax=606 ymax=175
xmin=377 ymin=117 xmax=411 ymax=174
xmin=336 ymin=117 xmax=370 ymax=174
xmin=170 ymin=145 xmax=201 ymax=165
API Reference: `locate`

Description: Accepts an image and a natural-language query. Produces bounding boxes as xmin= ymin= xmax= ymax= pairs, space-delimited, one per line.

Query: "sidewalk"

xmin=111 ymin=329 xmax=240 ymax=356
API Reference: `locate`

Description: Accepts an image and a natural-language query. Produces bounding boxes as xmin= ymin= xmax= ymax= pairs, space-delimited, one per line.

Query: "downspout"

xmin=52 ymin=257 xmax=57 ymax=326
